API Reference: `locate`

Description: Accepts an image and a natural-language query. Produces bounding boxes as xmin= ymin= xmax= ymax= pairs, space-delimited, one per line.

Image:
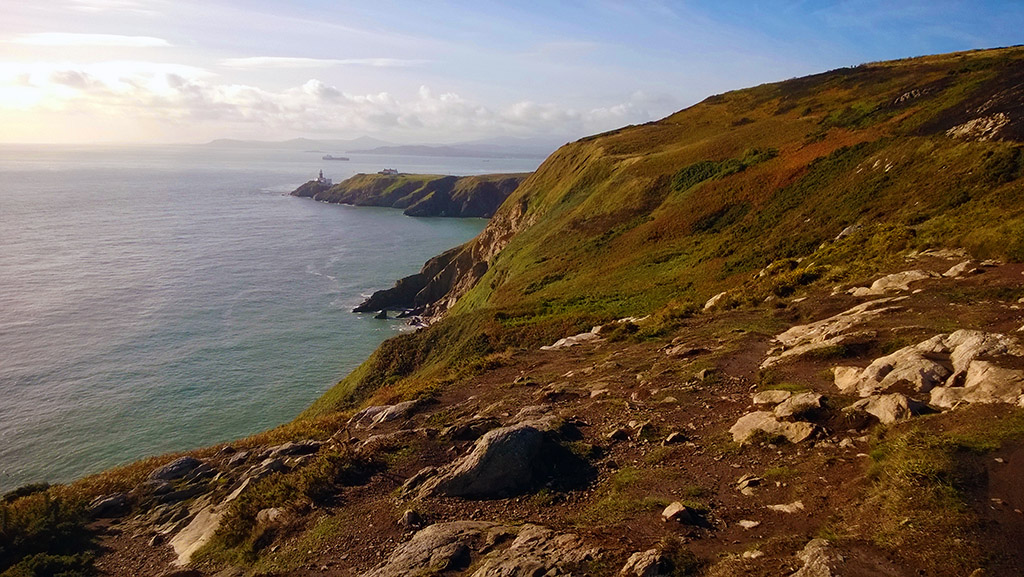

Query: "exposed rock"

xmin=943 ymin=260 xmax=978 ymax=278
xmin=374 ymin=309 xmax=388 ymax=319
xmin=931 ymin=361 xmax=1024 ymax=408
xmin=362 ymin=522 xmax=595 ymax=577
xmin=773 ymin=392 xmax=823 ymax=420
xmin=665 ymin=345 xmax=710 ymax=358
xmin=848 ymin=270 xmax=935 ymax=297
xmin=738 ymin=520 xmax=761 ymax=529
xmin=442 ymin=416 xmax=501 ymax=441
xmin=743 ymin=549 xmax=765 ymax=559
xmin=399 ymin=509 xmax=424 ymax=530
xmin=852 ymin=343 xmax=950 ymax=396
xmin=418 ymin=423 xmax=546 ymax=498
xmin=752 ymin=390 xmax=792 ymax=405
xmin=662 ymin=501 xmax=699 ymax=525
xmin=256 ymin=507 xmax=284 ymax=526
xmin=791 ymin=538 xmax=843 ymax=577
xmin=729 ymin=412 xmax=817 ymax=444
xmin=832 ymin=366 xmax=863 ymax=394
xmin=607 ymin=427 xmax=630 ymax=441
xmin=89 ymin=493 xmax=130 ymax=518
xmin=399 ymin=466 xmax=438 ymax=497
xmin=763 ymin=298 xmax=904 ymax=367
xmin=704 ymin=291 xmax=728 ymax=311
xmin=620 ymin=549 xmax=668 ymax=577
xmin=768 ymin=501 xmax=805 ymax=514
xmin=170 ymin=479 xmax=251 ymax=565
xmin=349 ymin=401 xmax=419 ymax=429
xmin=540 ymin=330 xmax=603 ymax=350
xmin=470 ymin=524 xmax=597 ymax=577
xmin=267 ymin=440 xmax=321 ymax=459
xmin=736 ymin=474 xmax=763 ymax=493
xmin=946 ymin=112 xmax=1011 ymax=141
xmin=149 ymin=457 xmax=204 ymax=481
xmin=361 ymin=521 xmax=498 ymax=577
xmin=845 ymin=393 xmax=923 ymax=424
xmin=663 ymin=431 xmax=687 ymax=445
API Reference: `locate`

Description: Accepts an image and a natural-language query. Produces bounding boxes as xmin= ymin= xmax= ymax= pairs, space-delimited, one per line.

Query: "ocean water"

xmin=0 ymin=144 xmax=541 ymax=492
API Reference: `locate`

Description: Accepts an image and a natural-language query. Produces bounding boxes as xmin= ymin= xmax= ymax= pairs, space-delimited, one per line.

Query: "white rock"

xmin=738 ymin=519 xmax=761 ymax=529
xmin=943 ymin=260 xmax=977 ymax=278
xmin=846 ymin=393 xmax=921 ymax=424
xmin=752 ymin=390 xmax=792 ymax=405
xmin=767 ymin=501 xmax=805 ymax=514
xmin=729 ymin=412 xmax=817 ymax=444
xmin=773 ymin=392 xmax=823 ymax=420
xmin=848 ymin=270 xmax=935 ymax=297
xmin=832 ymin=366 xmax=862 ymax=394
xmin=704 ymin=291 xmax=729 ymax=311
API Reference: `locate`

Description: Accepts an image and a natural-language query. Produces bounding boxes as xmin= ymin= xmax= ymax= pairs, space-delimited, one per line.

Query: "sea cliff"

xmin=291 ymin=172 xmax=529 ymax=218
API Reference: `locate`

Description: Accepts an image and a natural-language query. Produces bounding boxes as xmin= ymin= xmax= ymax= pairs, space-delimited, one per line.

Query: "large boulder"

xmin=361 ymin=521 xmax=499 ymax=577
xmin=845 ymin=393 xmax=923 ymax=424
xmin=773 ymin=392 xmax=823 ymax=420
xmin=729 ymin=412 xmax=817 ymax=444
xmin=470 ymin=524 xmax=597 ymax=577
xmin=930 ymin=361 xmax=1024 ymax=408
xmin=418 ymin=423 xmax=546 ymax=498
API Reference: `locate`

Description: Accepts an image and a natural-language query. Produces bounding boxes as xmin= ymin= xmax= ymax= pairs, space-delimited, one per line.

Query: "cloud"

xmin=219 ymin=57 xmax=427 ymax=69
xmin=12 ymin=33 xmax=171 ymax=47
xmin=0 ymin=60 xmax=673 ymax=141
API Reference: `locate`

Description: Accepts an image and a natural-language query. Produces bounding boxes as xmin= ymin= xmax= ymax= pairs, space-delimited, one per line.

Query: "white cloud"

xmin=219 ymin=57 xmax=427 ymax=69
xmin=0 ymin=60 xmax=672 ymax=141
xmin=12 ymin=33 xmax=171 ymax=47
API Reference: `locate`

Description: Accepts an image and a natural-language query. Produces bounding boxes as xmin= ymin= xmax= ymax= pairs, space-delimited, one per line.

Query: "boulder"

xmin=418 ymin=423 xmax=546 ymax=498
xmin=349 ymin=400 xmax=419 ymax=429
xmin=662 ymin=502 xmax=699 ymax=525
xmin=845 ymin=393 xmax=922 ymax=424
xmin=620 ymin=549 xmax=668 ymax=577
xmin=729 ymin=412 xmax=817 ymax=444
xmin=752 ymin=390 xmax=792 ymax=405
xmin=773 ymin=392 xmax=823 ymax=420
xmin=149 ymin=457 xmax=204 ymax=481
xmin=854 ymin=345 xmax=950 ymax=396
xmin=930 ymin=361 xmax=1024 ymax=408
xmin=943 ymin=260 xmax=978 ymax=278
xmin=255 ymin=507 xmax=284 ymax=526
xmin=470 ymin=524 xmax=597 ymax=577
xmin=89 ymin=493 xmax=130 ymax=518
xmin=832 ymin=366 xmax=862 ymax=394
xmin=944 ymin=330 xmax=1024 ymax=378
xmin=848 ymin=269 xmax=935 ymax=297
xmin=267 ymin=440 xmax=321 ymax=459
xmin=361 ymin=521 xmax=498 ymax=577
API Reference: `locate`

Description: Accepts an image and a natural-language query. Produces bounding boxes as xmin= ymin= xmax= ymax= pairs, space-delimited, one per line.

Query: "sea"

xmin=0 ymin=144 xmax=542 ymax=492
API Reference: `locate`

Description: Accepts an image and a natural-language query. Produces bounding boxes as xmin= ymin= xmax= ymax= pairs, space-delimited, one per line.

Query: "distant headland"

xmin=290 ymin=171 xmax=530 ymax=218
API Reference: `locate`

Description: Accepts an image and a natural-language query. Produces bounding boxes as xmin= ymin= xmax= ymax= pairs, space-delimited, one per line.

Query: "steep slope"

xmin=313 ymin=46 xmax=1024 ymax=414
xmin=292 ymin=173 xmax=529 ymax=218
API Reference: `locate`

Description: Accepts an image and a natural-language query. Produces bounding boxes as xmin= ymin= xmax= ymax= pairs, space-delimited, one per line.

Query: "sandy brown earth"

xmin=91 ymin=255 xmax=1024 ymax=577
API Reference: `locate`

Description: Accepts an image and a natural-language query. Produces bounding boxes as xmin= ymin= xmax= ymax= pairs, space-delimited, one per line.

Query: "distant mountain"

xmin=202 ymin=136 xmax=391 ymax=150
xmin=347 ymin=143 xmax=553 ymax=159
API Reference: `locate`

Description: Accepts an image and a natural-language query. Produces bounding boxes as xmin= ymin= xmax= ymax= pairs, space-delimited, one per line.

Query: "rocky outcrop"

xmin=418 ymin=423 xmax=547 ymax=498
xmin=291 ymin=173 xmax=528 ymax=218
xmin=361 ymin=522 xmax=597 ymax=577
xmin=762 ymin=298 xmax=904 ymax=368
xmin=353 ymin=246 xmax=463 ymax=313
xmin=832 ymin=330 xmax=1024 ymax=400
xmin=790 ymin=539 xmax=843 ymax=577
xmin=845 ymin=393 xmax=924 ymax=424
xmin=847 ymin=270 xmax=936 ymax=297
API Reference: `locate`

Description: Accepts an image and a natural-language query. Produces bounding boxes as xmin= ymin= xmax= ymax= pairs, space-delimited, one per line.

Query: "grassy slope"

xmin=308 ymin=46 xmax=1024 ymax=415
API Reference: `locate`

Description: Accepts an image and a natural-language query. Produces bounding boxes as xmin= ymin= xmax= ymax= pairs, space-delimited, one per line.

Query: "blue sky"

xmin=0 ymin=0 xmax=1020 ymax=144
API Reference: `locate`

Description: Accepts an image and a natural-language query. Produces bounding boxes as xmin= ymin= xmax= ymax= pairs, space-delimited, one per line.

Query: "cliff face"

xmin=292 ymin=173 xmax=529 ymax=218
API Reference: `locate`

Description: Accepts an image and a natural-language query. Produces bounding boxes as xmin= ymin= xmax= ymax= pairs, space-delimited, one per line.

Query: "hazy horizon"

xmin=2 ymin=1 xmax=1023 ymax=145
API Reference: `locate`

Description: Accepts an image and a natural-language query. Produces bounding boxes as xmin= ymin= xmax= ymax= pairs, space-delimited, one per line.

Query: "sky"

xmin=0 ymin=0 xmax=1021 ymax=145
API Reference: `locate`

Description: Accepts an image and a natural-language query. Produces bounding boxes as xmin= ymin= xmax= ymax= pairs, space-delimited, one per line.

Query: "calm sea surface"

xmin=0 ymin=144 xmax=540 ymax=492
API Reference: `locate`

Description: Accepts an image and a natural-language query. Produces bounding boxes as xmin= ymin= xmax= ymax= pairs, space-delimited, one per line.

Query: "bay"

xmin=0 ymin=144 xmax=541 ymax=491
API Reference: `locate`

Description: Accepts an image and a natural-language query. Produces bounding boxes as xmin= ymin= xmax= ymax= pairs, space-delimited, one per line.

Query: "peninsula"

xmin=291 ymin=172 xmax=529 ymax=218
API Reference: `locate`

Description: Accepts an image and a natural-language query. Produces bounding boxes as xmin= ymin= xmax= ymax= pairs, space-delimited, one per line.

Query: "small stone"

xmin=590 ymin=389 xmax=609 ymax=398
xmin=767 ymin=501 xmax=805 ymax=514
xmin=149 ymin=533 xmax=165 ymax=547
xmin=742 ymin=550 xmax=764 ymax=559
xmin=839 ymin=437 xmax=855 ymax=449
xmin=737 ymin=519 xmax=761 ymax=529
xmin=752 ymin=390 xmax=792 ymax=405
xmin=995 ymin=457 xmax=1006 ymax=464
xmin=399 ymin=509 xmax=423 ymax=530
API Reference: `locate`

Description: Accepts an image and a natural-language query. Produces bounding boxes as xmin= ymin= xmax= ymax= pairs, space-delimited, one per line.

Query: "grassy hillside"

xmin=308 ymin=46 xmax=1024 ymax=415
xmin=292 ymin=172 xmax=529 ymax=218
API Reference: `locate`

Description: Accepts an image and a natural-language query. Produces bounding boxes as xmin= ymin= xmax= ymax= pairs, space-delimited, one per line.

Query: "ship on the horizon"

xmin=322 ymin=154 xmax=350 ymax=161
